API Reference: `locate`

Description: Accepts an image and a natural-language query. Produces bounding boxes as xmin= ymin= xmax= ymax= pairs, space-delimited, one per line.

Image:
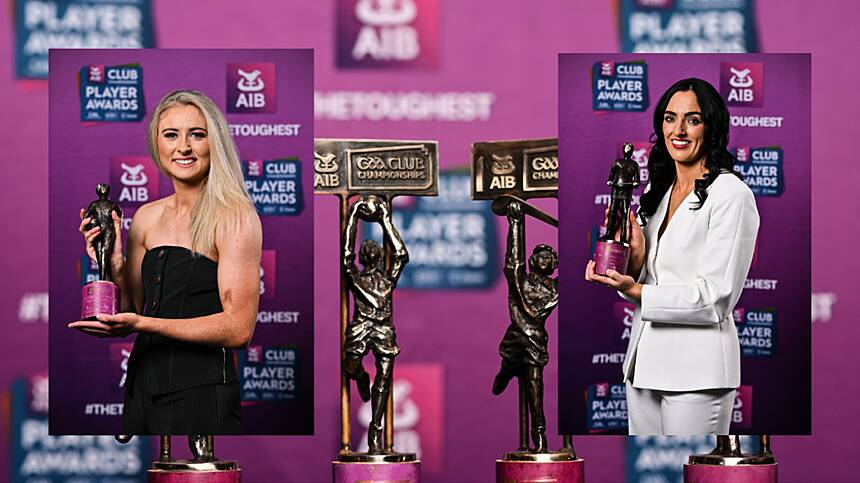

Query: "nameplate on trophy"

xmin=314 ymin=139 xmax=439 ymax=197
xmin=471 ymin=138 xmax=558 ymax=200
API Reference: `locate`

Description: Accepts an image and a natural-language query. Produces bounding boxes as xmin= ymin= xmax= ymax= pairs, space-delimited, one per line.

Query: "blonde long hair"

xmin=147 ymin=90 xmax=254 ymax=255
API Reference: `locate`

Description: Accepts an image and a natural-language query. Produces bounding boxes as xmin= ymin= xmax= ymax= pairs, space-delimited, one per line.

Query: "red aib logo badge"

xmin=247 ymin=345 xmax=263 ymax=363
xmin=247 ymin=160 xmax=263 ymax=177
xmin=721 ymin=62 xmax=764 ymax=108
xmin=600 ymin=61 xmax=615 ymax=77
xmin=87 ymin=65 xmax=105 ymax=83
xmin=227 ymin=63 xmax=276 ymax=113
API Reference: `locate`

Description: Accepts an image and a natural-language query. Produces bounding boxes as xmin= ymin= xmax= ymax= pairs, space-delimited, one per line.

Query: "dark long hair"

xmin=638 ymin=78 xmax=742 ymax=224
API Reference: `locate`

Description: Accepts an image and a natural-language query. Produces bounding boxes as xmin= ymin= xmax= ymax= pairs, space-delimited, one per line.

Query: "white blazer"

xmin=621 ymin=173 xmax=760 ymax=391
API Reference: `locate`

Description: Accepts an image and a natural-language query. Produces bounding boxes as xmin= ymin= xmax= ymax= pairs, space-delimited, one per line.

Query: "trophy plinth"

xmin=496 ymin=457 xmax=585 ymax=483
xmin=593 ymin=239 xmax=630 ymax=276
xmin=81 ymin=280 xmax=119 ymax=320
xmin=148 ymin=461 xmax=240 ymax=483
xmin=684 ymin=436 xmax=777 ymax=483
xmin=683 ymin=463 xmax=777 ymax=483
xmin=333 ymin=457 xmax=420 ymax=483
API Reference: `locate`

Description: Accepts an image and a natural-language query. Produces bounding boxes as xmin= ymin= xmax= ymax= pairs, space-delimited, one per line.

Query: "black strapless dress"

xmin=123 ymin=246 xmax=240 ymax=434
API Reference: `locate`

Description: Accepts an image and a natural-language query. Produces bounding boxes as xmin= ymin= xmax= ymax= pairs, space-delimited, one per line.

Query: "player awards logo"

xmin=587 ymin=382 xmax=627 ymax=432
xmin=243 ymin=159 xmax=304 ymax=215
xmin=227 ymin=63 xmax=276 ymax=113
xmin=336 ymin=0 xmax=439 ymax=69
xmin=79 ymin=64 xmax=144 ymax=122
xmin=733 ymin=146 xmax=784 ymax=196
xmin=592 ymin=60 xmax=649 ymax=112
xmin=260 ymin=249 xmax=276 ymax=301
xmin=721 ymin=62 xmax=764 ymax=107
xmin=110 ymin=156 xmax=159 ymax=209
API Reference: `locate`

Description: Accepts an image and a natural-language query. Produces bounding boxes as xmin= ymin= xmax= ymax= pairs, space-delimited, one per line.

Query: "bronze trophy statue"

xmin=342 ymin=195 xmax=409 ymax=455
xmin=315 ymin=139 xmax=438 ymax=482
xmin=593 ymin=142 xmax=640 ymax=276
xmin=491 ymin=200 xmax=558 ymax=453
xmin=473 ymin=139 xmax=583 ymax=482
xmin=80 ymin=183 xmax=123 ymax=319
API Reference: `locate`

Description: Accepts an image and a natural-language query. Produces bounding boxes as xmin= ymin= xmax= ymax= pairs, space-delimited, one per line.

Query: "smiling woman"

xmin=585 ymin=78 xmax=760 ymax=435
xmin=70 ymin=90 xmax=262 ymax=436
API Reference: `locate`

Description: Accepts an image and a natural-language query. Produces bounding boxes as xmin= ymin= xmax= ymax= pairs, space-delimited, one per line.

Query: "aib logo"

xmin=736 ymin=146 xmax=750 ymax=162
xmin=260 ymin=249 xmax=276 ymax=301
xmin=247 ymin=159 xmax=264 ymax=177
xmin=337 ymin=0 xmax=439 ymax=69
xmin=594 ymin=382 xmax=609 ymax=398
xmin=600 ymin=61 xmax=614 ymax=77
xmin=247 ymin=345 xmax=263 ymax=363
xmin=87 ymin=64 xmax=105 ymax=83
xmin=731 ymin=385 xmax=754 ymax=428
xmin=227 ymin=63 xmax=276 ymax=113
xmin=721 ymin=62 xmax=764 ymax=107
xmin=635 ymin=0 xmax=672 ymax=7
xmin=111 ymin=156 xmax=159 ymax=209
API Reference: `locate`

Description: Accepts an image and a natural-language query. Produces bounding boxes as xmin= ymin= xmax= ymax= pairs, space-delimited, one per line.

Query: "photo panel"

xmin=558 ymin=53 xmax=811 ymax=435
xmin=48 ymin=48 xmax=315 ymax=435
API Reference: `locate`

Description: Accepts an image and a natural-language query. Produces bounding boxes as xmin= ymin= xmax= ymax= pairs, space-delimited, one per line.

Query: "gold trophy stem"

xmin=383 ymin=199 xmax=395 ymax=452
xmin=339 ymin=195 xmax=351 ymax=453
xmin=159 ymin=435 xmax=172 ymax=462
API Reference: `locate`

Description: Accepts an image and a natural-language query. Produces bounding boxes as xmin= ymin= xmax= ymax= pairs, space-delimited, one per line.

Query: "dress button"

xmin=154 ymin=275 xmax=161 ymax=285
xmin=150 ymin=300 xmax=157 ymax=311
xmin=157 ymin=249 xmax=166 ymax=259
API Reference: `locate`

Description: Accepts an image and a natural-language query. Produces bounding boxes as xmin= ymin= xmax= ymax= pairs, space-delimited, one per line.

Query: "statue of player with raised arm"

xmin=491 ymin=200 xmax=559 ymax=453
xmin=342 ymin=195 xmax=409 ymax=454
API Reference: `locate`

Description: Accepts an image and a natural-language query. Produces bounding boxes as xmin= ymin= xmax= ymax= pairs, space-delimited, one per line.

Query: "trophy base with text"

xmin=333 ymin=452 xmax=420 ymax=483
xmin=593 ymin=239 xmax=630 ymax=276
xmin=684 ymin=453 xmax=777 ymax=483
xmin=147 ymin=460 xmax=240 ymax=483
xmin=496 ymin=452 xmax=584 ymax=483
xmin=80 ymin=280 xmax=119 ymax=320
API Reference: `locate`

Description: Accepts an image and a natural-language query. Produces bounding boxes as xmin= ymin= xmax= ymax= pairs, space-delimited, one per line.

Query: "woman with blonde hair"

xmin=71 ymin=89 xmax=262 ymax=434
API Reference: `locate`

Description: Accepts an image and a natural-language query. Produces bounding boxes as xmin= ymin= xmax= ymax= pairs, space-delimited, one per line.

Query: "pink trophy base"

xmin=333 ymin=461 xmax=421 ymax=483
xmin=496 ymin=459 xmax=585 ymax=483
xmin=684 ymin=464 xmax=778 ymax=483
xmin=81 ymin=280 xmax=119 ymax=320
xmin=593 ymin=239 xmax=630 ymax=276
xmin=147 ymin=469 xmax=241 ymax=483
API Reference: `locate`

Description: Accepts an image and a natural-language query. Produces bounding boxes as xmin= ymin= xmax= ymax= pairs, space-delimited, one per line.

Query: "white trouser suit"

xmin=621 ymin=173 xmax=760 ymax=435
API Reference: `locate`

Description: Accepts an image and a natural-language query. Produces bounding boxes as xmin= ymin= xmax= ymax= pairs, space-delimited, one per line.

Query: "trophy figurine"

xmin=80 ymin=183 xmax=123 ymax=320
xmin=315 ymin=139 xmax=438 ymax=483
xmin=473 ymin=139 xmax=584 ymax=483
xmin=684 ymin=435 xmax=777 ymax=483
xmin=342 ymin=195 xmax=409 ymax=456
xmin=593 ymin=142 xmax=640 ymax=276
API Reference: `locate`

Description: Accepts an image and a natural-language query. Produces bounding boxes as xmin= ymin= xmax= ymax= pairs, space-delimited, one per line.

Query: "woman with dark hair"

xmin=586 ymin=78 xmax=760 ymax=435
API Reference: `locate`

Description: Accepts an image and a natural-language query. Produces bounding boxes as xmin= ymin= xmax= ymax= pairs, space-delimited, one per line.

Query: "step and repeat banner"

xmin=1 ymin=1 xmax=857 ymax=482
xmin=47 ymin=49 xmax=314 ymax=435
xmin=558 ymin=53 xmax=810 ymax=436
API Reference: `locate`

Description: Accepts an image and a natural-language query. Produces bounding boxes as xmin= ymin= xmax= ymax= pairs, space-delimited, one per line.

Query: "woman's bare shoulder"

xmin=129 ymin=196 xmax=172 ymax=233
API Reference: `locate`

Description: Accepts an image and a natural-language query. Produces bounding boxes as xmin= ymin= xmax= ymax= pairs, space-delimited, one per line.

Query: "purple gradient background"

xmin=47 ymin=49 xmax=315 ymax=435
xmin=558 ymin=53 xmax=811 ymax=435
xmin=0 ymin=1 xmax=858 ymax=482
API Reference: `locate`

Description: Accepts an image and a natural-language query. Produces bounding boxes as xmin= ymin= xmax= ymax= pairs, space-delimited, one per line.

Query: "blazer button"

xmin=150 ymin=300 xmax=157 ymax=311
xmin=157 ymin=249 xmax=166 ymax=259
xmin=154 ymin=275 xmax=161 ymax=285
